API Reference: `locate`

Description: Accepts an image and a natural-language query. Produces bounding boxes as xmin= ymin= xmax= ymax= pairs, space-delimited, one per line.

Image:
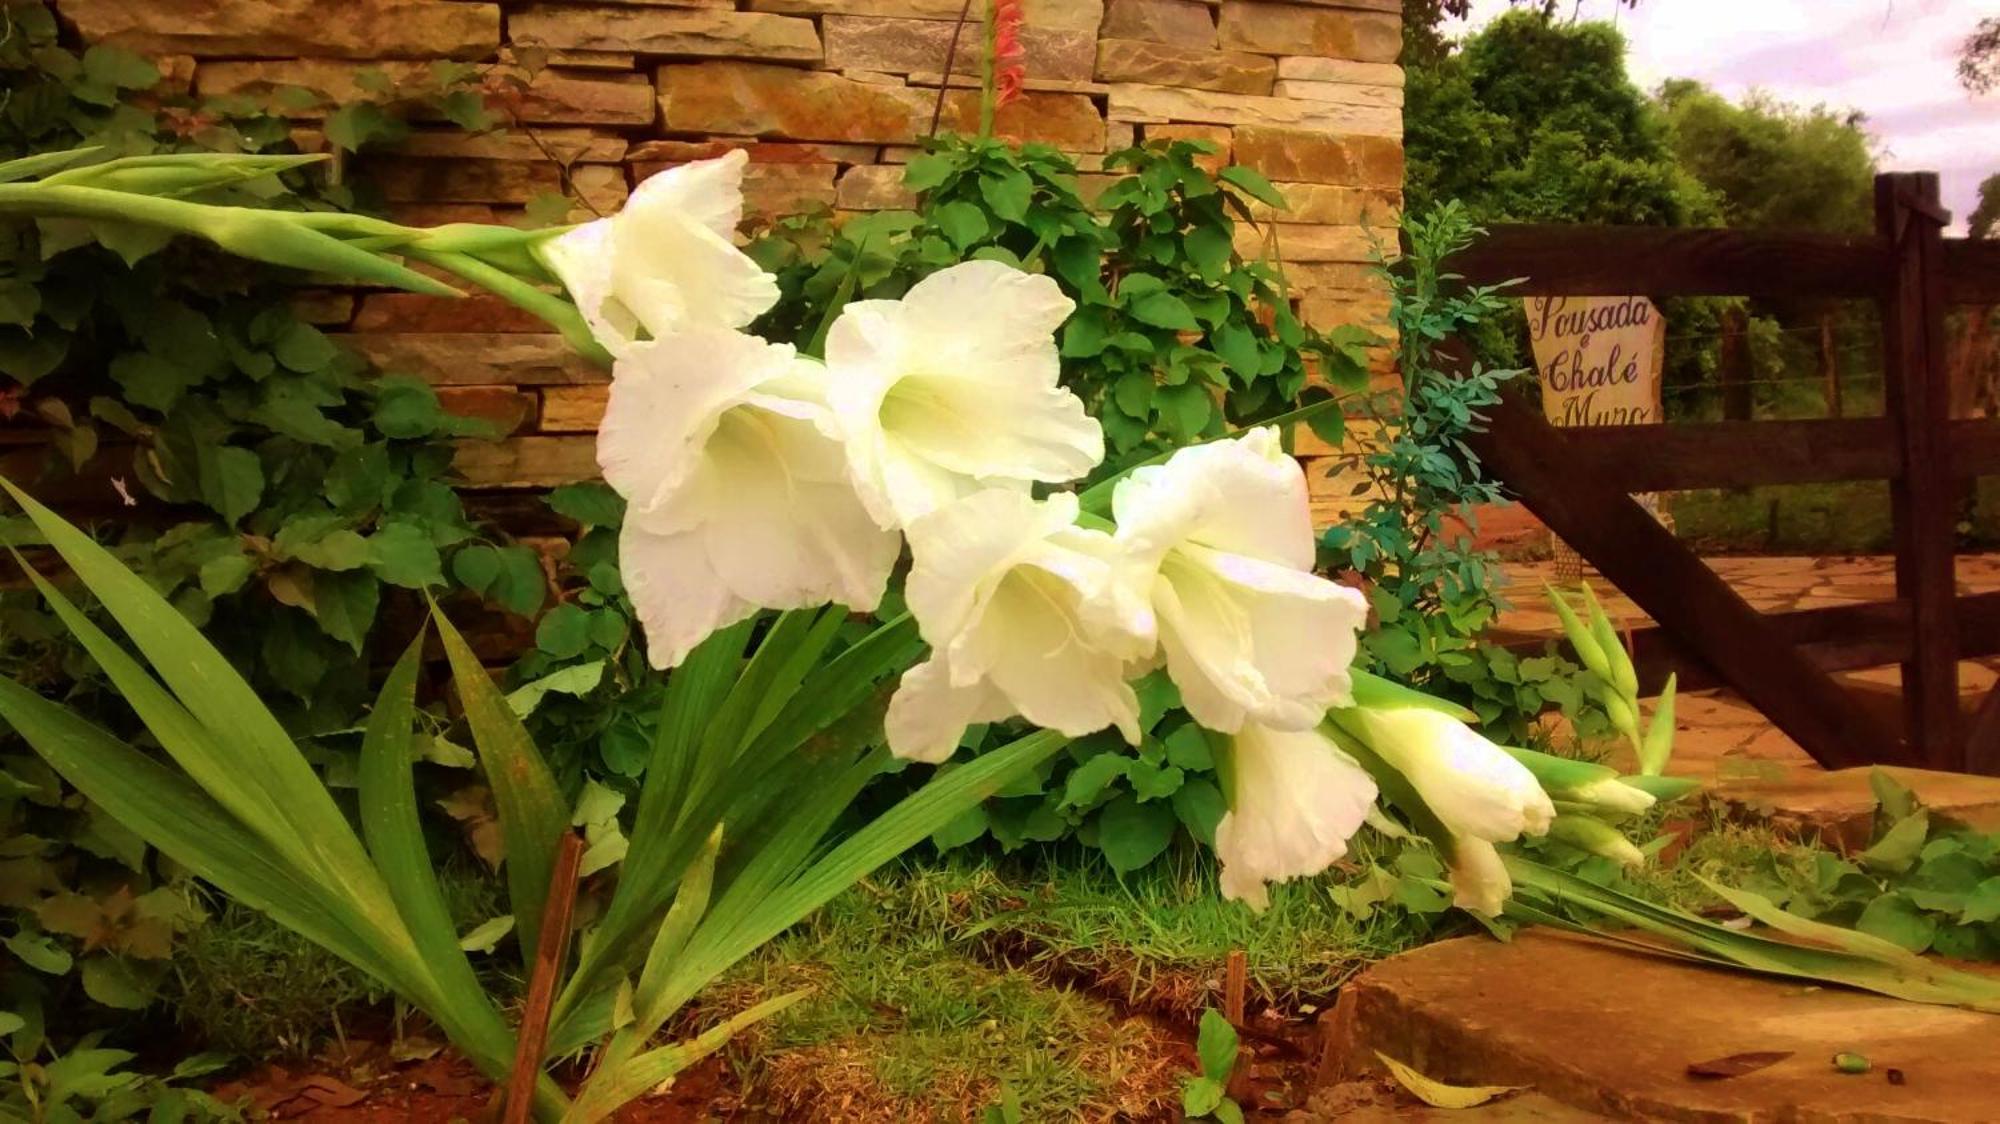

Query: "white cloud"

xmin=1447 ymin=0 xmax=1998 ymax=233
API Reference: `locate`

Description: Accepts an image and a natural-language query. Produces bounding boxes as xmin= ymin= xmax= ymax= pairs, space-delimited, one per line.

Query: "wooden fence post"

xmin=1876 ymin=172 xmax=1960 ymax=769
xmin=1719 ymin=304 xmax=1753 ymax=422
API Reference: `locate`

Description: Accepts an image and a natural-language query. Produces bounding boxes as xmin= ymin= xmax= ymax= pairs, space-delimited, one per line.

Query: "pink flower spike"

xmin=992 ymin=0 xmax=1026 ymax=109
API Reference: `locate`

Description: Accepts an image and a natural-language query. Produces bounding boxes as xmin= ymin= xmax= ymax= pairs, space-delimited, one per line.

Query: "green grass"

xmin=1667 ymin=479 xmax=2000 ymax=556
xmin=707 ymin=842 xmax=1451 ymax=1121
xmin=709 ymin=863 xmax=1183 ymax=1124
xmin=167 ymin=861 xmax=509 ymax=1058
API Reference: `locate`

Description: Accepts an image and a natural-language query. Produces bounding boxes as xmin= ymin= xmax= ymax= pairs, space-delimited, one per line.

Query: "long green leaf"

xmin=564 ymin=990 xmax=809 ymax=1124
xmin=432 ymin=602 xmax=570 ymax=968
xmin=0 ymin=678 xmax=403 ymax=989
xmin=1 ymin=481 xmax=364 ymax=869
xmin=358 ymin=631 xmax=515 ymax=1075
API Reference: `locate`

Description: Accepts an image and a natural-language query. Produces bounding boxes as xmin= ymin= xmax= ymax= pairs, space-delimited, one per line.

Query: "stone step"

xmin=1321 ymin=930 xmax=1999 ymax=1123
xmin=1707 ymin=764 xmax=2000 ymax=852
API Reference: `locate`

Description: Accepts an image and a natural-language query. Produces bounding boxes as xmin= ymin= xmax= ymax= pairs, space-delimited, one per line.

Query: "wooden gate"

xmin=1444 ymin=172 xmax=2000 ymax=773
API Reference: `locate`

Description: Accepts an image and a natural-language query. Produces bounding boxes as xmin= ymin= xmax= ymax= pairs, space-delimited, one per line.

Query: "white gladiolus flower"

xmin=886 ymin=490 xmax=1142 ymax=763
xmin=824 ymin=260 xmax=1104 ymax=529
xmin=539 ymin=150 xmax=779 ymax=356
xmin=1101 ymin=427 xmax=1368 ymax=733
xmin=1215 ymin=723 xmax=1377 ymax=911
xmin=601 ymin=329 xmax=899 ymax=669
xmin=1344 ymin=706 xmax=1555 ymax=916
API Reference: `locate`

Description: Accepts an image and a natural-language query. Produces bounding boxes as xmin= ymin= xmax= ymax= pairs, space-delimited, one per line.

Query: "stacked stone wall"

xmin=57 ymin=0 xmax=1406 ymax=520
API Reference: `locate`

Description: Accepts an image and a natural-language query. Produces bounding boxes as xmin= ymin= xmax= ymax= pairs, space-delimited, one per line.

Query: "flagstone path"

xmin=1494 ymin=554 xmax=2000 ymax=789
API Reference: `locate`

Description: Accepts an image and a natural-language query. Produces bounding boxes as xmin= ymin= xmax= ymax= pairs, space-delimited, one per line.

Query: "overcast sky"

xmin=1446 ymin=0 xmax=1998 ymax=234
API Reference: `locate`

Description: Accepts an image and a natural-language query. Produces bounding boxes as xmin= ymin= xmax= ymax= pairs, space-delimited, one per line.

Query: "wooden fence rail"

xmin=1446 ymin=171 xmax=2000 ymax=774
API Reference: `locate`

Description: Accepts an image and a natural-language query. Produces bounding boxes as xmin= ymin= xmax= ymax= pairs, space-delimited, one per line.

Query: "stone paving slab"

xmin=1324 ymin=930 xmax=2000 ymax=1123
xmin=1709 ymin=765 xmax=2000 ymax=852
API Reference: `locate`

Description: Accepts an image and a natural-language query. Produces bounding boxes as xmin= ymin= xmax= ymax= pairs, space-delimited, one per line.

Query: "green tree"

xmin=1971 ymin=173 xmax=1999 ymax=240
xmin=1404 ymin=10 xmax=1712 ymax=225
xmin=1659 ymin=80 xmax=1876 ymax=234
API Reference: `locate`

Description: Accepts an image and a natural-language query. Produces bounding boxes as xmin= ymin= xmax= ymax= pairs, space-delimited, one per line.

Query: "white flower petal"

xmin=539 ymin=152 xmax=778 ymax=355
xmin=1348 ymin=707 xmax=1557 ymax=843
xmin=602 ymin=331 xmax=899 ymax=667
xmin=824 ymin=261 xmax=1101 ymax=528
xmin=1215 ymin=723 xmax=1377 ymax=911
xmin=598 ymin=332 xmax=785 ymax=534
xmin=1113 ymin=426 xmax=1312 ymax=569
xmin=1447 ymin=837 xmax=1512 ymax=917
xmin=898 ymin=490 xmax=1141 ymax=757
xmin=1110 ymin=428 xmax=1364 ymax=733
xmin=619 ymin=522 xmax=757 ymax=670
xmin=626 ymin=147 xmax=749 ymax=237
xmin=886 ymin=654 xmax=1012 ymax=762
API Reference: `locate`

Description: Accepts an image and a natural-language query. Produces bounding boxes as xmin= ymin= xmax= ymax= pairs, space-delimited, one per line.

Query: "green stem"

xmin=979 ymin=0 xmax=997 ymax=138
xmin=411 ymin=246 xmax=613 ymax=369
xmin=0 ymin=182 xmax=458 ymax=295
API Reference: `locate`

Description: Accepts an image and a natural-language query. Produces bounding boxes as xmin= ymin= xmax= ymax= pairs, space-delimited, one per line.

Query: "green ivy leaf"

xmin=373 ymin=377 xmax=447 ymax=438
xmin=0 ymin=327 xmax=68 ymax=385
xmin=1171 ymin=780 xmax=1225 ymax=846
xmin=312 ymin=568 xmax=380 ymax=653
xmin=367 ymin=522 xmax=445 ymax=589
xmin=80 ymin=45 xmax=161 ymax=90
xmin=81 ymin=956 xmax=158 ymax=1010
xmin=1128 ymin=291 xmax=1198 ymax=331
xmin=535 ymin=602 xmax=593 ymax=659
xmin=452 ymin=543 xmax=503 ymax=594
xmin=491 ymin=543 xmax=547 ymax=616
xmin=0 ymin=279 xmax=41 ymax=328
xmin=934 ymin=200 xmax=991 ymax=250
xmin=275 ymin=516 xmax=371 ymax=571
xmin=1162 ymin=724 xmax=1214 ymax=771
xmin=1062 ymin=752 xmax=1130 ymax=808
xmin=195 ymin=445 xmax=264 ymax=526
xmin=1096 ymin=794 xmax=1176 ymax=872
xmin=547 ymin=482 xmax=625 ymax=528
xmin=1182 ymin=1076 xmax=1225 ymax=1119
xmin=979 ymin=167 xmax=1034 ymax=222
xmin=273 ymin=321 xmax=338 ymax=373
xmin=109 ymin=351 xmax=192 ymax=412
xmin=1219 ymin=165 xmax=1288 ymax=210
xmin=1183 ymin=223 xmax=1232 ymax=279
xmin=1197 ymin=1008 xmax=1239 ymax=1082
xmin=1127 ymin=759 xmax=1185 ymax=802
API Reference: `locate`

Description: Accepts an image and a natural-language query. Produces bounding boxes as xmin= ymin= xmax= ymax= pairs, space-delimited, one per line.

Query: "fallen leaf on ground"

xmin=1686 ymin=1051 xmax=1792 ymax=1079
xmin=1376 ymin=1051 xmax=1526 ymax=1108
xmin=297 ymin=1074 xmax=368 ymax=1107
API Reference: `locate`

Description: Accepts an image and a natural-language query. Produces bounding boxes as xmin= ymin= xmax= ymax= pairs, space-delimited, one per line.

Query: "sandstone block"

xmin=369 ymin=158 xmax=560 ymax=204
xmin=825 ymin=16 xmax=1094 ymax=81
xmin=1099 ymin=0 xmax=1216 ymax=48
xmin=538 ymin=386 xmax=610 ymax=433
xmin=454 ymin=436 xmax=599 ymax=489
xmin=1094 ymin=39 xmax=1275 ymax=95
xmin=437 ymin=386 xmax=537 ymax=436
xmin=1275 ymin=56 xmax=1403 ymax=86
xmin=509 ymin=6 xmax=821 ymax=61
xmin=394 ymin=127 xmax=628 ymax=163
xmin=354 ymin=293 xmax=550 ymax=333
xmin=1284 ymin=260 xmax=1384 ymax=293
xmin=290 ymin=291 xmax=355 ymax=326
xmin=1140 ymin=123 xmax=1232 ymax=170
xmin=835 ymin=164 xmax=916 ymax=211
xmin=199 ymin=61 xmax=656 ymax=126
xmin=1217 ymin=2 xmax=1400 ymax=63
xmin=629 ymin=162 xmax=837 ymax=221
xmin=628 ymin=139 xmax=877 ymax=165
xmin=570 ymin=164 xmax=631 ymax=214
xmin=58 ymin=0 xmax=499 ymax=60
xmin=1248 ymin=183 xmax=1399 ymax=225
xmin=543 ymin=50 xmax=637 ymax=70
xmin=1273 ymin=78 xmax=1403 ymax=109
xmin=941 ymin=89 xmax=1107 ymax=151
xmin=340 ymin=333 xmax=605 ymax=386
xmin=1236 ymin=222 xmax=1375 ymax=262
xmin=1231 ymin=126 xmax=1403 ymax=187
xmin=657 ymin=62 xmax=929 ymax=143
xmin=747 ymin=0 xmax=1102 ymax=31
xmin=1106 ymin=83 xmax=1398 ymax=137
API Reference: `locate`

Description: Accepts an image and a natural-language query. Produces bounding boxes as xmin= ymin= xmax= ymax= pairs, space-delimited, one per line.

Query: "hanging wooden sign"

xmin=1524 ymin=295 xmax=1665 ymax=427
